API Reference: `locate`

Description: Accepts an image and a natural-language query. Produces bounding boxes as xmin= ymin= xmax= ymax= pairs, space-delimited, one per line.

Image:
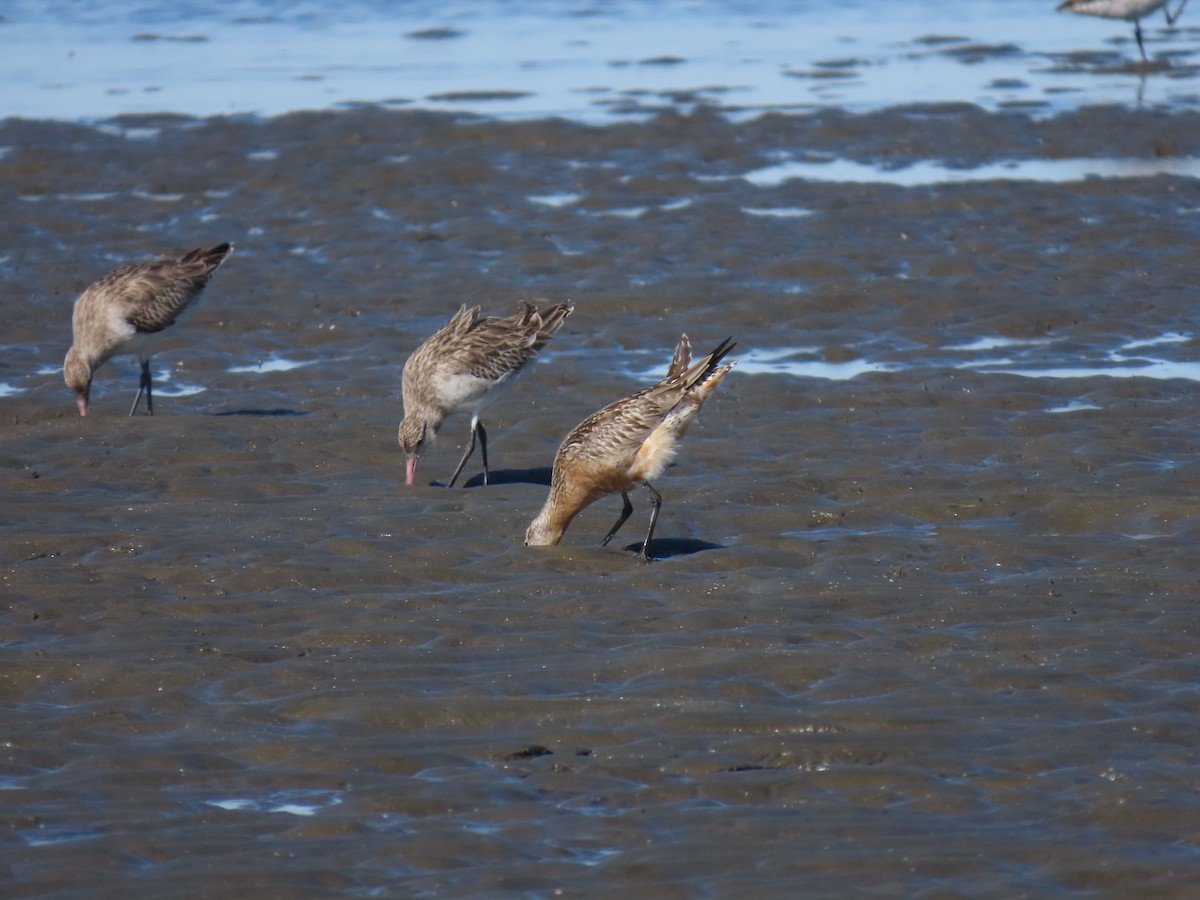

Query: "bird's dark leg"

xmin=477 ymin=421 xmax=489 ymax=486
xmin=447 ymin=420 xmax=479 ymax=488
xmin=1135 ymin=19 xmax=1148 ymax=61
xmin=600 ymin=492 xmax=634 ymax=547
xmin=638 ymin=481 xmax=663 ymax=561
xmin=130 ymin=360 xmax=153 ymax=416
xmin=1166 ymin=0 xmax=1188 ymax=25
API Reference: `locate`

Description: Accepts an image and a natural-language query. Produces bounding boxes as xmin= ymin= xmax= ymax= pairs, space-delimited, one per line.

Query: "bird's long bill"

xmin=75 ymin=395 xmax=89 ymax=417
xmin=405 ymin=456 xmax=417 ymax=486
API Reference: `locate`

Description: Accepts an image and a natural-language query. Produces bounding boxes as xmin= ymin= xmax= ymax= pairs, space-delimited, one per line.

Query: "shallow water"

xmin=4 ymin=0 xmax=1200 ymax=122
xmin=4 ymin=3 xmax=1200 ymax=898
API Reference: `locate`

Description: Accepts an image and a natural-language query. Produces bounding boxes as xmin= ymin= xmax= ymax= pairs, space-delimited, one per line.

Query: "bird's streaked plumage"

xmin=399 ymin=300 xmax=573 ymax=487
xmin=526 ymin=335 xmax=735 ymax=560
xmin=63 ymin=243 xmax=233 ymax=416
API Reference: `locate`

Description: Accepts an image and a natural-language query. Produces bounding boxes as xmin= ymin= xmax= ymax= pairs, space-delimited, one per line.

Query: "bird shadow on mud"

xmin=211 ymin=408 xmax=311 ymax=416
xmin=620 ymin=538 xmax=725 ymax=559
xmin=440 ymin=466 xmax=554 ymax=488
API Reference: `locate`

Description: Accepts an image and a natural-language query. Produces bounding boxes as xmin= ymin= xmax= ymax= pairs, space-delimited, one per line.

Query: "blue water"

xmin=2 ymin=0 xmax=1199 ymax=122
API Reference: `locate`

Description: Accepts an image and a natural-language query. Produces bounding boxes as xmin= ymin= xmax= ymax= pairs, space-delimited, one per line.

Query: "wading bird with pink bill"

xmin=63 ymin=243 xmax=233 ymax=416
xmin=1057 ymin=0 xmax=1189 ymax=61
xmin=399 ymin=300 xmax=573 ymax=487
xmin=525 ymin=335 xmax=736 ymax=561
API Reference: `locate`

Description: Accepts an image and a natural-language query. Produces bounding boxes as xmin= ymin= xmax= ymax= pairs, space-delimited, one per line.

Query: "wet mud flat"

xmin=3 ymin=105 xmax=1200 ymax=896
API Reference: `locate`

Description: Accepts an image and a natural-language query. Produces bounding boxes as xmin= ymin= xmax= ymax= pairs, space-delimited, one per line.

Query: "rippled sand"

xmin=3 ymin=106 xmax=1200 ymax=896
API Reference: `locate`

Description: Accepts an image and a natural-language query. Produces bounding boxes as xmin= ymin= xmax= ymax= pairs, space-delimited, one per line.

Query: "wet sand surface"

xmin=3 ymin=105 xmax=1200 ymax=896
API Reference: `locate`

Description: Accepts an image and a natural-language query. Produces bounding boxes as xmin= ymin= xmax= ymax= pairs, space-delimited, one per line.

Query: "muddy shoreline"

xmin=3 ymin=104 xmax=1200 ymax=896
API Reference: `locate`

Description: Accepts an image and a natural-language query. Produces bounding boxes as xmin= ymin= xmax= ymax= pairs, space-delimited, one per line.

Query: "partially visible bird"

xmin=399 ymin=300 xmax=573 ymax=487
xmin=63 ymin=243 xmax=233 ymax=416
xmin=525 ymin=335 xmax=736 ymax=560
xmin=1057 ymin=0 xmax=1189 ymax=61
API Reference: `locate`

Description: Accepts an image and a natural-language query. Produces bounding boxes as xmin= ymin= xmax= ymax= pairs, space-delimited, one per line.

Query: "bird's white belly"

xmin=441 ymin=369 xmax=521 ymax=416
xmin=1066 ymin=0 xmax=1169 ymax=19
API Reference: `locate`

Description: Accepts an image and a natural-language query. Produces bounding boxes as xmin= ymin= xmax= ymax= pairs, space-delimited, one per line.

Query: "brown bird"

xmin=525 ymin=335 xmax=736 ymax=560
xmin=399 ymin=300 xmax=573 ymax=487
xmin=63 ymin=243 xmax=233 ymax=416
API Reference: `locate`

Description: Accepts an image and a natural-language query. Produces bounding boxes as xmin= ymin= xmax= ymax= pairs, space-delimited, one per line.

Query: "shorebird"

xmin=525 ymin=335 xmax=735 ymax=560
xmin=1058 ymin=0 xmax=1189 ymax=61
xmin=63 ymin=243 xmax=233 ymax=416
xmin=399 ymin=299 xmax=573 ymax=487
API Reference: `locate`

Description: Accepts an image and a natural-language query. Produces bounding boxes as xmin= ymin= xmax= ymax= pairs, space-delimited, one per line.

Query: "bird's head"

xmin=398 ymin=415 xmax=430 ymax=485
xmin=63 ymin=347 xmax=93 ymax=416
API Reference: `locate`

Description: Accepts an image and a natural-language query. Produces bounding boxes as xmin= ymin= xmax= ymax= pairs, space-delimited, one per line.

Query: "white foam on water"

xmin=19 ymin=826 xmax=103 ymax=847
xmin=271 ymin=803 xmax=323 ymax=817
xmin=151 ymin=381 xmax=207 ymax=397
xmin=734 ymin=333 xmax=1200 ymax=382
xmin=92 ymin=124 xmax=161 ymax=140
xmin=737 ymin=155 xmax=1200 ymax=186
xmin=944 ymin=336 xmax=1052 ymax=352
xmin=640 ymin=346 xmax=900 ymax=380
xmin=207 ymin=798 xmax=254 ymax=812
xmin=206 ymin=791 xmax=343 ymax=817
xmin=131 ymin=189 xmax=184 ymax=202
xmin=1122 ymin=332 xmax=1191 ymax=350
xmin=1045 ymin=400 xmax=1102 ymax=413
xmin=594 ymin=206 xmax=651 ymax=218
xmin=989 ymin=359 xmax=1200 ymax=381
xmin=528 ymin=193 xmax=584 ymax=207
xmin=741 ymin=206 xmax=815 ymax=218
xmin=228 ymin=355 xmax=311 ymax=374
xmin=979 ymin=334 xmax=1200 ymax=381
xmin=20 ymin=191 xmax=118 ymax=202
